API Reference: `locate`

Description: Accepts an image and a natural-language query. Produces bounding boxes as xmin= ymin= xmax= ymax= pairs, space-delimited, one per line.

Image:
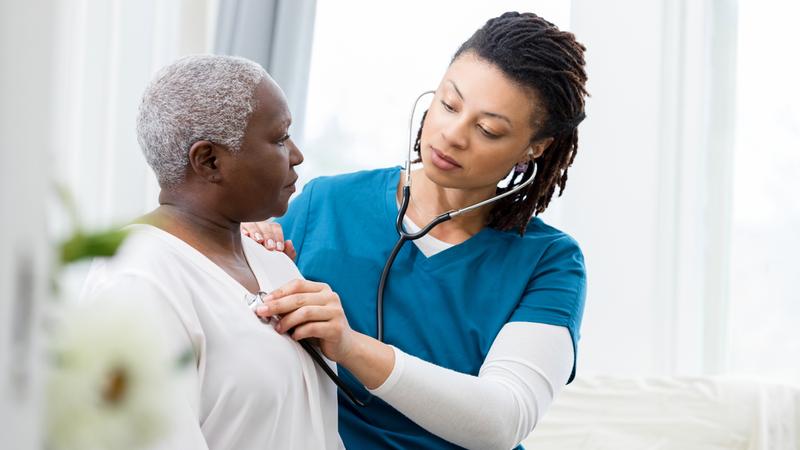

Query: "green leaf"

xmin=176 ymin=348 xmax=195 ymax=369
xmin=60 ymin=228 xmax=130 ymax=264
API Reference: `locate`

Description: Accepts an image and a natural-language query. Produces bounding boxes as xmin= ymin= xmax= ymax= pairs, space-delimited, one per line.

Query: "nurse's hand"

xmin=241 ymin=221 xmax=296 ymax=261
xmin=254 ymin=279 xmax=357 ymax=362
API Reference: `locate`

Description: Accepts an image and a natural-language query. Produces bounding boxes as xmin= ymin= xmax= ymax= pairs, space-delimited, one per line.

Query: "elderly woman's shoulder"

xmin=104 ymin=224 xmax=193 ymax=275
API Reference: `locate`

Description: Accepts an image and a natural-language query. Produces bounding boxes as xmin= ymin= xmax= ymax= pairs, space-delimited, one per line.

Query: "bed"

xmin=523 ymin=375 xmax=800 ymax=450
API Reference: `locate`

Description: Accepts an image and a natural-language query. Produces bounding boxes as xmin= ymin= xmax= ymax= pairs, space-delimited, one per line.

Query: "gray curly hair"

xmin=136 ymin=55 xmax=267 ymax=186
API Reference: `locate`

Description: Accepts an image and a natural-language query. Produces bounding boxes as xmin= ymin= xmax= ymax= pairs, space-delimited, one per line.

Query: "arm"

xmin=257 ymin=283 xmax=571 ymax=449
xmin=354 ymin=322 xmax=572 ymax=450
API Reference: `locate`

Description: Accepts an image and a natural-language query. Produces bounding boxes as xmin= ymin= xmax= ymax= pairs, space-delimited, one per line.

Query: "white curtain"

xmin=214 ymin=0 xmax=317 ymax=148
xmin=50 ymin=0 xmax=219 ymax=232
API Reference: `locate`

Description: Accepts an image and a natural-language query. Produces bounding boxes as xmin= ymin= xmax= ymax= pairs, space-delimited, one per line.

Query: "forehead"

xmin=251 ymin=78 xmax=291 ymax=129
xmin=443 ymin=53 xmax=539 ymax=127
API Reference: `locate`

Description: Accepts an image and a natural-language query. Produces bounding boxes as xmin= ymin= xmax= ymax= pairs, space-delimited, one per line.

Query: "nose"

xmin=440 ymin=115 xmax=469 ymax=150
xmin=288 ymin=138 xmax=304 ymax=167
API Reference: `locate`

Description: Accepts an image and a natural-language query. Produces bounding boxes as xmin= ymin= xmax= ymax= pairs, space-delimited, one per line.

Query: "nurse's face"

xmin=419 ymin=52 xmax=546 ymax=192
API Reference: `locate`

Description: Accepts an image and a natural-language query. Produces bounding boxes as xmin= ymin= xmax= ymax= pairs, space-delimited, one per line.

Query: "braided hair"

xmin=413 ymin=12 xmax=588 ymax=235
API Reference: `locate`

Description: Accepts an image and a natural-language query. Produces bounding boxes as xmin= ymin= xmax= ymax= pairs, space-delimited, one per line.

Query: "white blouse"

xmin=81 ymin=224 xmax=343 ymax=450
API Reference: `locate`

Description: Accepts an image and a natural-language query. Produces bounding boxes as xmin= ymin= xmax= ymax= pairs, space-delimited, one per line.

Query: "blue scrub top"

xmin=277 ymin=167 xmax=586 ymax=450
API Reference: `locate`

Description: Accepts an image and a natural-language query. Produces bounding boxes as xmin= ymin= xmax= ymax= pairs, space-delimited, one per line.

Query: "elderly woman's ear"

xmin=188 ymin=140 xmax=222 ymax=183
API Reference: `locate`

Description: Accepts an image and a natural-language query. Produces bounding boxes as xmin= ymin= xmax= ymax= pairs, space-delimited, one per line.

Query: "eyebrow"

xmin=446 ymin=79 xmax=513 ymax=128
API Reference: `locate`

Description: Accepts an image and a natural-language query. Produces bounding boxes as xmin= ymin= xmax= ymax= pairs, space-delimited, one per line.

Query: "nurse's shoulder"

xmin=491 ymin=216 xmax=584 ymax=273
xmin=301 ymin=166 xmax=401 ymax=201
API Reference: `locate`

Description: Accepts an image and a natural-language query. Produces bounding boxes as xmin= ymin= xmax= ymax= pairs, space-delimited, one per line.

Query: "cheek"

xmin=420 ymin=108 xmax=445 ymax=144
xmin=263 ymin=150 xmax=289 ymax=176
xmin=470 ymin=144 xmax=524 ymax=179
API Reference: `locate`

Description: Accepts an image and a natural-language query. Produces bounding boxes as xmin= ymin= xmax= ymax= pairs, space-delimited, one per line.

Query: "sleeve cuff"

xmin=367 ymin=345 xmax=405 ymax=396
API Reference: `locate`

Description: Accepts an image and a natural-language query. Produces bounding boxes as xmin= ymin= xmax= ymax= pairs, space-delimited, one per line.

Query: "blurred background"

xmin=2 ymin=0 xmax=798 ymax=448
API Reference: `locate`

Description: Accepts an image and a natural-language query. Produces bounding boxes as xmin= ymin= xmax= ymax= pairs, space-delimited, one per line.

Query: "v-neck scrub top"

xmin=277 ymin=167 xmax=587 ymax=449
xmin=80 ymin=224 xmax=343 ymax=450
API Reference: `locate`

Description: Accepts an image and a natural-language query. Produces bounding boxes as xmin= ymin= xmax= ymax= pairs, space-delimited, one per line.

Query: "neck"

xmin=403 ymin=169 xmax=495 ymax=242
xmin=142 ymin=190 xmax=244 ymax=258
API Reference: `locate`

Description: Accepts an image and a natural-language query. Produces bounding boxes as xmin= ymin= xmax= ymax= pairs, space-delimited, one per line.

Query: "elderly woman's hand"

xmin=241 ymin=221 xmax=296 ymax=261
xmin=254 ymin=279 xmax=357 ymax=363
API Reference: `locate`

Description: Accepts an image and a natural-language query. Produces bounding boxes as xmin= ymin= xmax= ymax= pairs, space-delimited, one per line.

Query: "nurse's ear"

xmin=188 ymin=140 xmax=223 ymax=184
xmin=529 ymin=136 xmax=554 ymax=160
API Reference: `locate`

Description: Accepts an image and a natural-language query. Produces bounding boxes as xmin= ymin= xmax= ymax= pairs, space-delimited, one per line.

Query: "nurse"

xmin=246 ymin=11 xmax=588 ymax=450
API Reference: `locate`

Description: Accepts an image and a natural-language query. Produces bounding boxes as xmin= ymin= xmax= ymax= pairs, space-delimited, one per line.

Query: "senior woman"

xmin=80 ymin=55 xmax=344 ymax=449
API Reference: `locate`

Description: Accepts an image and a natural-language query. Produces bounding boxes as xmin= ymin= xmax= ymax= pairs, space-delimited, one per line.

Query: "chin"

xmin=421 ymin=160 xmax=464 ymax=189
xmin=270 ymin=202 xmax=289 ymax=218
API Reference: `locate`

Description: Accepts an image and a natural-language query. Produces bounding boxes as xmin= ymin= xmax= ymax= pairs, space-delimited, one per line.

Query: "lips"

xmin=284 ymin=175 xmax=298 ymax=190
xmin=430 ymin=147 xmax=462 ymax=170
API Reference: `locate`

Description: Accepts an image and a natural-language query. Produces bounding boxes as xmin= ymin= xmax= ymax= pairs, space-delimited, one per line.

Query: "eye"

xmin=440 ymin=100 xmax=456 ymax=113
xmin=478 ymin=126 xmax=500 ymax=139
xmin=276 ymin=134 xmax=291 ymax=147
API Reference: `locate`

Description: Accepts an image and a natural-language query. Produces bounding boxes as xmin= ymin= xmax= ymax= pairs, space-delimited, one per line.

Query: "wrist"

xmin=338 ymin=332 xmax=395 ymax=390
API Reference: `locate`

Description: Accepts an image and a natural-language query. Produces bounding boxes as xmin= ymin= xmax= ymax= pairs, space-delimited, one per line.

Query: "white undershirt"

xmin=402 ymin=214 xmax=454 ymax=257
xmin=375 ymin=212 xmax=575 ymax=449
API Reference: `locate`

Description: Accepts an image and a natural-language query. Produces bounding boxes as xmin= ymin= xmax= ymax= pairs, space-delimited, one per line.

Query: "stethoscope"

xmin=376 ymin=90 xmax=537 ymax=342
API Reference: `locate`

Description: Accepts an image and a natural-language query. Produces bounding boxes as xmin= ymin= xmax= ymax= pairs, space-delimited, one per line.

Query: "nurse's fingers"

xmin=241 ymin=221 xmax=272 ymax=246
xmin=268 ymin=222 xmax=285 ymax=252
xmin=273 ymin=305 xmax=338 ymax=334
xmin=271 ymin=279 xmax=330 ymax=299
xmin=256 ymin=291 xmax=332 ymax=318
xmin=241 ymin=221 xmax=291 ymax=254
xmin=290 ymin=322 xmax=342 ymax=342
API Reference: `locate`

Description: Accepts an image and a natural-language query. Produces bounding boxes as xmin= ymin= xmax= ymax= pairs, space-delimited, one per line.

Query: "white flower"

xmin=46 ymin=299 xmax=177 ymax=450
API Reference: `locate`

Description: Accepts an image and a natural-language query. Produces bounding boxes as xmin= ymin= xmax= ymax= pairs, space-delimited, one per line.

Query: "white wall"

xmin=0 ymin=1 xmax=57 ymax=448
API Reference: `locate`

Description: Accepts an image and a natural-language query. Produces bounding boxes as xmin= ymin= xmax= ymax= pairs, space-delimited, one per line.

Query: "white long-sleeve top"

xmin=81 ymin=224 xmax=343 ymax=450
xmin=366 ymin=217 xmax=575 ymax=449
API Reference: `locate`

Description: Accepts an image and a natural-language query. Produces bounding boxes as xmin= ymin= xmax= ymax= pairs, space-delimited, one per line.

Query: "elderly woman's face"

xmin=220 ymin=79 xmax=303 ymax=221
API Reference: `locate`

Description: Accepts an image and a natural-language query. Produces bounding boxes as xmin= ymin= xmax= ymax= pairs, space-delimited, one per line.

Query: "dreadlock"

xmin=413 ymin=11 xmax=588 ymax=235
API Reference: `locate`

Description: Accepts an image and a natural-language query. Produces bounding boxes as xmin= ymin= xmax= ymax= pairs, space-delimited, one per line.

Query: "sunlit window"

xmin=300 ymin=1 xmax=571 ymax=180
xmin=728 ymin=0 xmax=800 ymax=384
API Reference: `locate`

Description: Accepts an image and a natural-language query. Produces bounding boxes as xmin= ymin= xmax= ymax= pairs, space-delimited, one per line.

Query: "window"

xmin=727 ymin=0 xmax=800 ymax=384
xmin=299 ymin=1 xmax=571 ymax=180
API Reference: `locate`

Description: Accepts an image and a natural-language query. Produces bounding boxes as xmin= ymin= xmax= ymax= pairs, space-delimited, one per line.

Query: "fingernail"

xmin=267 ymin=239 xmax=275 ymax=249
xmin=276 ymin=241 xmax=284 ymax=251
xmin=256 ymin=306 xmax=269 ymax=316
xmin=274 ymin=321 xmax=282 ymax=332
xmin=254 ymin=233 xmax=263 ymax=242
xmin=262 ymin=293 xmax=274 ymax=302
